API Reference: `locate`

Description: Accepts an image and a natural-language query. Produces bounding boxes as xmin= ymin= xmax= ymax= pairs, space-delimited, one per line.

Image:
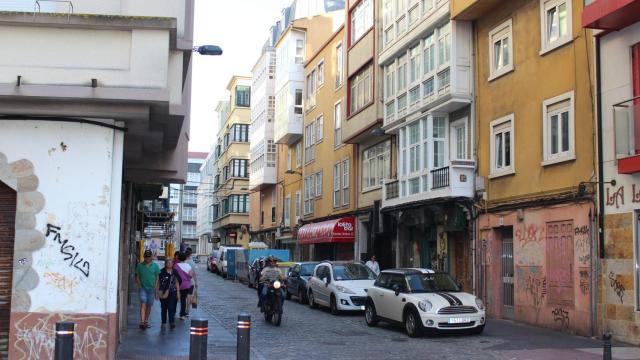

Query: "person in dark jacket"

xmin=158 ymin=258 xmax=180 ymax=329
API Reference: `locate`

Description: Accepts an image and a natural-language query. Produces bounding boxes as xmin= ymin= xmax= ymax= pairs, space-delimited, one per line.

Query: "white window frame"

xmin=296 ymin=142 xmax=302 ymax=168
xmin=316 ymin=114 xmax=324 ymax=141
xmin=342 ymin=158 xmax=350 ymax=206
xmin=490 ymin=114 xmax=515 ymax=178
xmin=315 ymin=171 xmax=323 ymax=198
xmin=284 ymin=194 xmax=291 ymax=227
xmin=295 ymin=38 xmax=305 ymax=64
xmin=335 ymin=42 xmax=344 ymax=89
xmin=351 ymin=0 xmax=373 ymax=44
xmin=317 ymin=59 xmax=325 ymax=87
xmin=450 ymin=118 xmax=468 ymax=161
xmin=334 ymin=101 xmax=343 ymax=148
xmin=362 ymin=140 xmax=391 ymax=191
xmin=294 ymin=191 xmax=301 ymax=222
xmin=333 ymin=162 xmax=341 ymax=208
xmin=287 ymin=148 xmax=292 ymax=171
xmin=539 ymin=0 xmax=573 ymax=55
xmin=304 ymin=175 xmax=315 ymax=215
xmin=488 ymin=19 xmax=514 ymax=81
xmin=542 ymin=91 xmax=575 ymax=165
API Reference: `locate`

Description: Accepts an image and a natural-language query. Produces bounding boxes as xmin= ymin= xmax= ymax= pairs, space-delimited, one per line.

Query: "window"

xmin=333 ymin=162 xmax=341 ymax=208
xmin=362 ymin=141 xmax=391 ymax=190
xmin=450 ymin=118 xmax=468 ymax=160
xmin=408 ymin=3 xmax=420 ymax=25
xmin=229 ymin=194 xmax=249 ymax=213
xmin=490 ymin=114 xmax=515 ymax=177
xmin=230 ymin=159 xmax=248 ymax=178
xmin=287 ymin=148 xmax=292 ymax=171
xmin=317 ymin=60 xmax=325 ymax=87
xmin=409 ymin=46 xmax=420 ymax=84
xmin=315 ymin=172 xmax=323 ymax=197
xmin=295 ymin=191 xmax=301 ymax=221
xmin=334 ymin=101 xmax=343 ymax=147
xmin=422 ymin=0 xmax=433 ymax=13
xmin=304 ymin=175 xmax=315 ymax=215
xmin=397 ymin=55 xmax=408 ymax=91
xmin=408 ymin=122 xmax=421 ymax=173
xmin=437 ymin=68 xmax=450 ymax=93
xmin=351 ymin=0 xmax=373 ymax=44
xmin=409 ymin=86 xmax=420 ymax=105
xmin=423 ymin=33 xmax=435 ymax=76
xmin=296 ymin=142 xmax=302 ymax=168
xmin=342 ymin=159 xmax=350 ymax=206
xmin=541 ymin=0 xmax=572 ymax=54
xmin=335 ymin=42 xmax=344 ymax=88
xmin=230 ymin=124 xmax=249 ymax=142
xmin=304 ymin=122 xmax=316 ymax=163
xmin=349 ymin=64 xmax=372 ymax=114
xmin=295 ymin=89 xmax=303 ymax=115
xmin=385 ymin=64 xmax=396 ymax=100
xmin=489 ymin=19 xmax=514 ymax=80
xmin=271 ymin=190 xmax=276 ymax=223
xmin=542 ymin=91 xmax=575 ymax=164
xmin=383 ymin=0 xmax=394 ymax=45
xmin=423 ymin=77 xmax=434 ymax=99
xmin=433 ymin=116 xmax=446 ymax=168
xmin=306 ymin=70 xmax=316 ymax=110
xmin=295 ymin=39 xmax=304 ymax=64
xmin=438 ymin=22 xmax=451 ymax=66
xmin=284 ymin=194 xmax=291 ymax=227
xmin=235 ymin=85 xmax=251 ymax=107
xmin=316 ymin=115 xmax=324 ymax=141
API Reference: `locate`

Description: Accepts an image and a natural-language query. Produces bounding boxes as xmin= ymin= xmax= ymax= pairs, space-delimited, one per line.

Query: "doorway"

xmin=501 ymin=228 xmax=514 ymax=319
xmin=0 ymin=181 xmax=16 ymax=358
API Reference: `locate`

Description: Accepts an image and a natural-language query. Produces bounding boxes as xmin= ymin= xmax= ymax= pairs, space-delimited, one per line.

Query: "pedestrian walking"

xmin=365 ymin=255 xmax=380 ymax=275
xmin=135 ymin=249 xmax=160 ymax=330
xmin=185 ymin=247 xmax=198 ymax=311
xmin=174 ymin=252 xmax=194 ymax=320
xmin=158 ymin=258 xmax=180 ymax=330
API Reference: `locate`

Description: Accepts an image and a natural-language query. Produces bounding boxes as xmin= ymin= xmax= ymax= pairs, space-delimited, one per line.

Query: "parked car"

xmin=219 ymin=245 xmax=244 ymax=277
xmin=307 ymin=261 xmax=376 ymax=314
xmin=364 ymin=268 xmax=486 ymax=337
xmin=207 ymin=249 xmax=221 ymax=273
xmin=285 ymin=262 xmax=319 ymax=304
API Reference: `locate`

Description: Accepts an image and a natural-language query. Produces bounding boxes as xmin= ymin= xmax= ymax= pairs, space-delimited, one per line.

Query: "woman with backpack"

xmin=157 ymin=258 xmax=180 ymax=329
xmin=174 ymin=252 xmax=194 ymax=320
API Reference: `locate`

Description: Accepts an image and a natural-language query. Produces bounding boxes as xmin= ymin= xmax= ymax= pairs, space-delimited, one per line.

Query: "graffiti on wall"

xmin=13 ymin=312 xmax=107 ymax=360
xmin=632 ymin=184 xmax=640 ymax=203
xmin=579 ymin=268 xmax=589 ymax=296
xmin=45 ymin=223 xmax=90 ymax=278
xmin=552 ymin=307 xmax=570 ymax=329
xmin=43 ymin=272 xmax=79 ymax=297
xmin=605 ymin=186 xmax=624 ymax=208
xmin=608 ymin=272 xmax=625 ymax=303
xmin=516 ymin=266 xmax=547 ymax=310
xmin=515 ymin=224 xmax=544 ymax=247
xmin=524 ymin=274 xmax=547 ymax=308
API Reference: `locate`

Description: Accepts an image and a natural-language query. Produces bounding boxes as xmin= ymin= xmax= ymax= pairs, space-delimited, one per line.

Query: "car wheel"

xmin=298 ymin=288 xmax=306 ymax=305
xmin=330 ymin=295 xmax=339 ymax=315
xmin=470 ymin=324 xmax=485 ymax=335
xmin=365 ymin=301 xmax=379 ymax=327
xmin=404 ymin=309 xmax=423 ymax=338
xmin=308 ymin=290 xmax=317 ymax=309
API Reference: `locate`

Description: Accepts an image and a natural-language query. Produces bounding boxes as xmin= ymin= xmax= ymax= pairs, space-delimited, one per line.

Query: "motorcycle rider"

xmin=258 ymin=256 xmax=285 ymax=311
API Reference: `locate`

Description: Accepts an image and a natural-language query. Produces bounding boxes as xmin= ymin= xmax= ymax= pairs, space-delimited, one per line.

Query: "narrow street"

xmin=118 ymin=266 xmax=640 ymax=360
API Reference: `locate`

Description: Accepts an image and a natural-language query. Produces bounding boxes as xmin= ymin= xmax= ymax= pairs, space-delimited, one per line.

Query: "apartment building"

xmin=197 ymin=149 xmax=216 ymax=258
xmin=170 ymin=153 xmax=206 ymax=252
xmin=453 ymin=0 xmax=596 ymax=336
xmin=379 ymin=0 xmax=474 ymax=288
xmin=341 ymin=0 xmax=397 ymax=268
xmin=298 ymin=24 xmax=360 ymax=261
xmin=583 ymin=0 xmax=640 ymax=344
xmin=212 ymin=77 xmax=252 ymax=246
xmin=249 ymin=28 xmax=279 ymax=245
xmin=273 ymin=3 xmax=345 ymax=256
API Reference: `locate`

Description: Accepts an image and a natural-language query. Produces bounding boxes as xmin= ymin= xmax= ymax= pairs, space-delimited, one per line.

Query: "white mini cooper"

xmin=365 ymin=268 xmax=486 ymax=337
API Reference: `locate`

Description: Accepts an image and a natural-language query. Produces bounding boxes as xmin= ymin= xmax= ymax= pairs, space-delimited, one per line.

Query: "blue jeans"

xmin=139 ymin=287 xmax=155 ymax=306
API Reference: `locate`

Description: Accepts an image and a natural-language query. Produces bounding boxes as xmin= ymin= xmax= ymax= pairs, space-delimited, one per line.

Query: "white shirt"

xmin=365 ymin=260 xmax=380 ymax=275
xmin=177 ymin=262 xmax=192 ymax=274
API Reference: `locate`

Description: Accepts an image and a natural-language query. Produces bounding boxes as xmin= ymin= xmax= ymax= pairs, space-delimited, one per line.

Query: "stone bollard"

xmin=189 ymin=319 xmax=208 ymax=360
xmin=237 ymin=313 xmax=251 ymax=360
xmin=54 ymin=321 xmax=75 ymax=360
xmin=603 ymin=332 xmax=612 ymax=360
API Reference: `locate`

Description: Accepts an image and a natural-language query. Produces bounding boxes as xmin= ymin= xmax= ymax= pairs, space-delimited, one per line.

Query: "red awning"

xmin=297 ymin=217 xmax=355 ymax=245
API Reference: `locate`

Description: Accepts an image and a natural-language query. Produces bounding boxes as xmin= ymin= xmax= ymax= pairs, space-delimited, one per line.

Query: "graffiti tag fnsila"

xmin=43 ymin=272 xmax=79 ymax=297
xmin=515 ymin=224 xmax=544 ymax=247
xmin=46 ymin=223 xmax=90 ymax=277
xmin=14 ymin=313 xmax=107 ymax=360
xmin=552 ymin=307 xmax=570 ymax=329
xmin=524 ymin=275 xmax=547 ymax=308
xmin=606 ymin=186 xmax=624 ymax=209
xmin=608 ymin=272 xmax=625 ymax=303
xmin=579 ymin=269 xmax=589 ymax=295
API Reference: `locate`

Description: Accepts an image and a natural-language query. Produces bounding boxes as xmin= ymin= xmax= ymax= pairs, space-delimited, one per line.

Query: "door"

xmin=420 ymin=227 xmax=437 ymax=269
xmin=547 ymin=220 xmax=574 ymax=306
xmin=501 ymin=231 xmax=514 ymax=319
xmin=386 ymin=274 xmax=409 ymax=321
xmin=0 ymin=182 xmax=16 ymax=359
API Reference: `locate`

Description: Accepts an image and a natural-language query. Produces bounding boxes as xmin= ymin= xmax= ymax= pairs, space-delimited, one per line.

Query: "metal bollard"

xmin=237 ymin=313 xmax=251 ymax=360
xmin=189 ymin=319 xmax=208 ymax=360
xmin=54 ymin=321 xmax=74 ymax=360
xmin=603 ymin=332 xmax=612 ymax=360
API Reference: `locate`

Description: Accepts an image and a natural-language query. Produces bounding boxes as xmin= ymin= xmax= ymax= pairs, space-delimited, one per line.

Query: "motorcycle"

xmin=262 ymin=280 xmax=284 ymax=326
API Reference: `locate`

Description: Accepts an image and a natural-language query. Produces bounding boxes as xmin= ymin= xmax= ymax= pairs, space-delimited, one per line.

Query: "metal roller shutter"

xmin=0 ymin=182 xmax=16 ymax=359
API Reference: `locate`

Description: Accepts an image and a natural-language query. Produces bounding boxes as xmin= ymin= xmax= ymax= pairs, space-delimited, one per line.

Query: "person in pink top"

xmin=174 ymin=252 xmax=194 ymax=320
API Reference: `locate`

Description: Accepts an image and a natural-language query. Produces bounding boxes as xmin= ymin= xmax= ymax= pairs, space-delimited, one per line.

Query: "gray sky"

xmin=190 ymin=0 xmax=292 ymax=152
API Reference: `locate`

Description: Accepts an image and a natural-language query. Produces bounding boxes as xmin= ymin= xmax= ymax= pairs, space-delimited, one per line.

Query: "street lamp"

xmin=193 ymin=45 xmax=223 ymax=56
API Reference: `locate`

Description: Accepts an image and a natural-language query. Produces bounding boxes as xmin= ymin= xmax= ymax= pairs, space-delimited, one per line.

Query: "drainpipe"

xmin=595 ymin=36 xmax=604 ymax=338
xmin=470 ymin=19 xmax=478 ymax=296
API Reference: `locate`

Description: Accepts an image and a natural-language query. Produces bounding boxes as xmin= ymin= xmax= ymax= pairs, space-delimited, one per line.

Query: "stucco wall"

xmin=0 ymin=120 xmax=123 ymax=359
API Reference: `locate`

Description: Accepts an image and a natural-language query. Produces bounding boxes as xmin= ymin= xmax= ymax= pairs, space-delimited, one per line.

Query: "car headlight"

xmin=418 ymin=300 xmax=432 ymax=312
xmin=335 ymin=285 xmax=355 ymax=294
xmin=475 ymin=297 xmax=485 ymax=311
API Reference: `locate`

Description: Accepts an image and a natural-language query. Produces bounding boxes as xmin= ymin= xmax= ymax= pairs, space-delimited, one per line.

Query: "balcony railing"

xmin=431 ymin=166 xmax=450 ymax=190
xmin=385 ymin=179 xmax=399 ymax=200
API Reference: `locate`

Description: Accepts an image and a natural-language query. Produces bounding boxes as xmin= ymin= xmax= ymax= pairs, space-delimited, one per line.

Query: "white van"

xmin=219 ymin=244 xmax=244 ymax=277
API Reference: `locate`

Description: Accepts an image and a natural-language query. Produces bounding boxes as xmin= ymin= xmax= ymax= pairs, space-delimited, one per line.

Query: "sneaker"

xmin=145 ymin=322 xmax=151 ymax=329
xmin=179 ymin=316 xmax=185 ymax=320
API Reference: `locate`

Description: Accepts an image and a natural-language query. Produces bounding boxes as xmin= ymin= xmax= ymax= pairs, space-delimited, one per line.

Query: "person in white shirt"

xmin=365 ymin=255 xmax=380 ymax=275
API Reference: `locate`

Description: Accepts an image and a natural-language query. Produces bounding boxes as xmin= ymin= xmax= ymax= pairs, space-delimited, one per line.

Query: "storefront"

xmin=298 ymin=216 xmax=356 ymax=261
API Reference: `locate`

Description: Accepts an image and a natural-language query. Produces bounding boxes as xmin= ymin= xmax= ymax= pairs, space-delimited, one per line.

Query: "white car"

xmin=365 ymin=268 xmax=486 ymax=337
xmin=307 ymin=261 xmax=377 ymax=314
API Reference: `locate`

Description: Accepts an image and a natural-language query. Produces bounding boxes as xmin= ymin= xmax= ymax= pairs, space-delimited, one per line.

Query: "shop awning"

xmin=298 ymin=216 xmax=355 ymax=245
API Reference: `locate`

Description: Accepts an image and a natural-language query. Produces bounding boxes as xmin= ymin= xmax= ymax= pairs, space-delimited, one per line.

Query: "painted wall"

xmin=478 ymin=202 xmax=594 ymax=336
xmin=598 ymin=21 xmax=640 ymax=344
xmin=0 ymin=120 xmax=124 ymax=359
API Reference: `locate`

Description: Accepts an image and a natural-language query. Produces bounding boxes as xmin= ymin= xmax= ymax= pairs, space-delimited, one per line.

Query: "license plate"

xmin=448 ymin=317 xmax=471 ymax=324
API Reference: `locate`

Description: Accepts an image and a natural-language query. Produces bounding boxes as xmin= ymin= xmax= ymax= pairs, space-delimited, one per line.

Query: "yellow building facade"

xmin=453 ymin=0 xmax=596 ymax=336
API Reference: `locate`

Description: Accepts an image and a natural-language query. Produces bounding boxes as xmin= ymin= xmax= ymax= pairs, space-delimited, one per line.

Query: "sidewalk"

xmin=116 ymin=289 xmax=238 ymax=360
